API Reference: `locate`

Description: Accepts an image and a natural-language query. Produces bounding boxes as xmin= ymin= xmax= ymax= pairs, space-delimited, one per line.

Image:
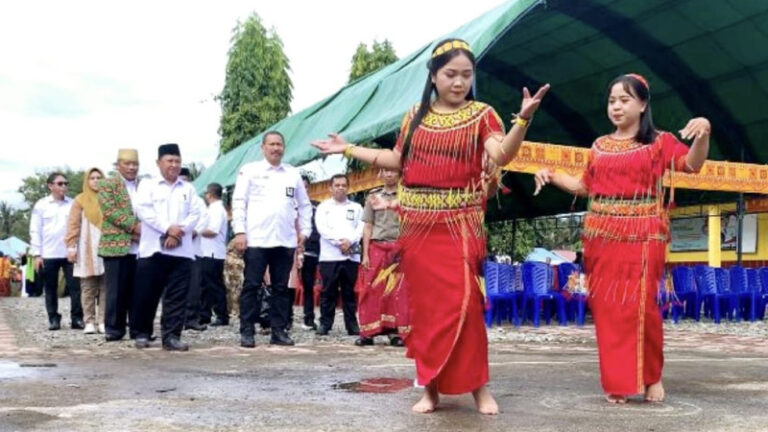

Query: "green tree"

xmin=349 ymin=39 xmax=398 ymax=82
xmin=0 ymin=202 xmax=30 ymax=242
xmin=346 ymin=39 xmax=399 ymax=172
xmin=217 ymin=13 xmax=292 ymax=154
xmin=17 ymin=169 xmax=84 ymax=209
xmin=183 ymin=162 xmax=205 ymax=182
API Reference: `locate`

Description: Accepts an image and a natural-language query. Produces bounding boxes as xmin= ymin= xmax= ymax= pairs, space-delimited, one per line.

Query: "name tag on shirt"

xmin=285 ymin=187 xmax=295 ymax=198
xmin=346 ymin=209 xmax=355 ymax=220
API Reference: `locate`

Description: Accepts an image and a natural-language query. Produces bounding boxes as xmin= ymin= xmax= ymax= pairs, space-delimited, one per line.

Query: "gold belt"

xmin=588 ymin=197 xmax=659 ymax=217
xmin=399 ymin=185 xmax=484 ymax=210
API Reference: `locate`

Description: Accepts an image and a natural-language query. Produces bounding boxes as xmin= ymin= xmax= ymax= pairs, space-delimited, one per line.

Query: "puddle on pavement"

xmin=0 ymin=361 xmax=55 ymax=379
xmin=333 ymin=378 xmax=413 ymax=393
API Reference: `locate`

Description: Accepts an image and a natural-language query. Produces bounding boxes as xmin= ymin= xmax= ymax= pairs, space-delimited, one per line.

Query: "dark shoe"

xmin=134 ymin=337 xmax=150 ymax=349
xmin=389 ymin=336 xmax=404 ymax=347
xmin=315 ymin=325 xmax=330 ymax=336
xmin=104 ymin=333 xmax=123 ymax=342
xmin=184 ymin=322 xmax=207 ymax=331
xmin=162 ymin=337 xmax=189 ymax=351
xmin=270 ymin=330 xmax=295 ymax=346
xmin=240 ymin=334 xmax=256 ymax=348
xmin=71 ymin=318 xmax=85 ymax=330
xmin=210 ymin=318 xmax=229 ymax=327
xmin=354 ymin=337 xmax=374 ymax=346
xmin=48 ymin=315 xmax=61 ymax=331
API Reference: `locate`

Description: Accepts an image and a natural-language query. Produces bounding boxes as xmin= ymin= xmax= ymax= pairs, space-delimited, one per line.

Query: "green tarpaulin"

xmin=195 ymin=0 xmax=768 ymax=220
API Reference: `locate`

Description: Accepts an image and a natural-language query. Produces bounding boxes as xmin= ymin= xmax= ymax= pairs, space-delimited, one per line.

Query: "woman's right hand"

xmin=533 ymin=168 xmax=554 ymax=196
xmin=311 ymin=133 xmax=350 ymax=155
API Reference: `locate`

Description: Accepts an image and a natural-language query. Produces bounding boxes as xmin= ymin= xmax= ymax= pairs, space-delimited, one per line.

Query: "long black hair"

xmin=400 ymin=38 xmax=476 ymax=162
xmin=607 ymin=74 xmax=658 ymax=144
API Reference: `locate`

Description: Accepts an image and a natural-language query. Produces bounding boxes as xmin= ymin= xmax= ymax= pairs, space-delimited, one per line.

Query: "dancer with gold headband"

xmin=533 ymin=74 xmax=710 ymax=404
xmin=313 ymin=38 xmax=549 ymax=415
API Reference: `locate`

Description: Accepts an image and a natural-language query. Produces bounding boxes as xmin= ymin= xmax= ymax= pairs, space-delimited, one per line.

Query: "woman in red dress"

xmin=313 ymin=38 xmax=549 ymax=414
xmin=534 ymin=74 xmax=710 ymax=403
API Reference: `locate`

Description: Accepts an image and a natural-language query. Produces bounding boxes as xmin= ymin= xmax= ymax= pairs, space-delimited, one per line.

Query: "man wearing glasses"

xmin=30 ymin=172 xmax=83 ymax=330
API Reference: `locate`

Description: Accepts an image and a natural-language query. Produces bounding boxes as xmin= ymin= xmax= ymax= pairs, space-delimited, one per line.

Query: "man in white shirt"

xmin=130 ymin=143 xmax=203 ymax=351
xmin=98 ymin=149 xmax=141 ymax=341
xmin=231 ymin=131 xmax=312 ymax=347
xmin=199 ymin=183 xmax=230 ymax=326
xmin=315 ymin=174 xmax=364 ymax=336
xmin=29 ymin=172 xmax=83 ymax=331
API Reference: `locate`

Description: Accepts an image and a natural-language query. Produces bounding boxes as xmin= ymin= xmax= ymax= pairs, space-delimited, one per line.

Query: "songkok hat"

xmin=158 ymin=143 xmax=181 ymax=159
xmin=117 ymin=149 xmax=139 ymax=162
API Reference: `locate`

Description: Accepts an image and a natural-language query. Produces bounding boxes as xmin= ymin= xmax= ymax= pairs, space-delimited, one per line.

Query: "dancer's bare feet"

xmin=412 ymin=383 xmax=439 ymax=414
xmin=645 ymin=380 xmax=665 ymax=402
xmin=605 ymin=394 xmax=627 ymax=404
xmin=472 ymin=386 xmax=499 ymax=415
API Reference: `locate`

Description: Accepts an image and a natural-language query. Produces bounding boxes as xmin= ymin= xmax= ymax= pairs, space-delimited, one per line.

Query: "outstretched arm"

xmin=484 ymin=84 xmax=550 ymax=166
xmin=533 ymin=169 xmax=588 ymax=197
xmin=311 ymin=134 xmax=402 ymax=170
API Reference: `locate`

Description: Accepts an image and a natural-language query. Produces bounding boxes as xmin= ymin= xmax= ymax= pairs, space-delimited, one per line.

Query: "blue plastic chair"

xmin=497 ymin=264 xmax=522 ymax=326
xmin=715 ymin=267 xmax=740 ymax=320
xmin=558 ymin=262 xmax=587 ymax=325
xmin=670 ymin=266 xmax=698 ymax=321
xmin=757 ymin=268 xmax=768 ymax=320
xmin=483 ymin=260 xmax=500 ymax=327
xmin=522 ymin=262 xmax=566 ymax=327
xmin=730 ymin=266 xmax=760 ymax=322
xmin=693 ymin=265 xmax=735 ymax=323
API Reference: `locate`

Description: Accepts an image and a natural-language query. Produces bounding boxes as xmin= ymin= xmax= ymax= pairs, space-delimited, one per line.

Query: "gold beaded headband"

xmin=432 ymin=40 xmax=472 ymax=58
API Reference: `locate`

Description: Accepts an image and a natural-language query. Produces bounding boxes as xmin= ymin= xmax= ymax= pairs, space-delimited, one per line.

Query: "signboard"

xmin=670 ymin=213 xmax=757 ymax=253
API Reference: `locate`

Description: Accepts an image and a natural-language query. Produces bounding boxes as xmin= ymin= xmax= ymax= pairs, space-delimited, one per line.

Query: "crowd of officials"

xmin=27 ymin=132 xmax=407 ymax=351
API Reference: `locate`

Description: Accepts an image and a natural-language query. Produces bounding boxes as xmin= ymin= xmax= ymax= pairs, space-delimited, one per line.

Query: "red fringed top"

xmin=394 ymin=101 xmax=504 ymax=190
xmin=581 ymin=132 xmax=699 ymax=243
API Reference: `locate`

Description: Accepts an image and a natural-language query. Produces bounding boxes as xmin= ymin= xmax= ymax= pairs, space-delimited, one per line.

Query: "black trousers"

xmin=42 ymin=258 xmax=81 ymax=322
xmin=184 ymin=258 xmax=204 ymax=325
xmin=103 ymin=254 xmax=136 ymax=339
xmin=199 ymin=257 xmax=228 ymax=322
xmin=130 ymin=253 xmax=192 ymax=342
xmin=239 ymin=247 xmax=294 ymax=336
xmin=318 ymin=260 xmax=359 ymax=333
xmin=301 ymin=254 xmax=319 ymax=324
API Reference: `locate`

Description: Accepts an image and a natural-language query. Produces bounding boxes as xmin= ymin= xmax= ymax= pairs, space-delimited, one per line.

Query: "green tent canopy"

xmin=196 ymin=0 xmax=768 ymax=220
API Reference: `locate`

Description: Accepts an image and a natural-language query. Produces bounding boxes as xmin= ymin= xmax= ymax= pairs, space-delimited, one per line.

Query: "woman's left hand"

xmin=679 ymin=117 xmax=711 ymax=140
xmin=519 ymin=83 xmax=551 ymax=120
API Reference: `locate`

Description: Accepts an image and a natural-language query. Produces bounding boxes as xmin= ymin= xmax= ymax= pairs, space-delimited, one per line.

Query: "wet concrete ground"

xmin=1 ymin=301 xmax=767 ymax=431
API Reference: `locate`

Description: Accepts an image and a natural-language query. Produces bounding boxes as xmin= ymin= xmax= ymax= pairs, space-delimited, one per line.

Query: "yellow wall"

xmin=667 ymin=203 xmax=768 ymax=263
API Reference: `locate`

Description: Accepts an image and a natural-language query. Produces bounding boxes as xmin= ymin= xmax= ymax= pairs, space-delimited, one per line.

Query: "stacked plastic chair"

xmin=729 ymin=265 xmax=760 ymax=322
xmin=498 ymin=264 xmax=521 ymax=326
xmin=670 ymin=266 xmax=698 ymax=322
xmin=557 ymin=262 xmax=587 ymax=326
xmin=757 ymin=268 xmax=768 ymax=320
xmin=522 ymin=261 xmax=566 ymax=327
xmin=745 ymin=268 xmax=763 ymax=320
xmin=483 ymin=260 xmax=501 ymax=327
xmin=693 ymin=265 xmax=735 ymax=323
xmin=715 ymin=267 xmax=740 ymax=320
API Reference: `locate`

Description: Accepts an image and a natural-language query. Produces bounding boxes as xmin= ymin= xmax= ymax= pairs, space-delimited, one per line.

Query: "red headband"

xmin=626 ymin=73 xmax=649 ymax=90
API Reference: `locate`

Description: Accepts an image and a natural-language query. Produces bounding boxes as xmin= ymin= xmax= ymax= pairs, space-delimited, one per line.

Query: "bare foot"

xmin=472 ymin=386 xmax=499 ymax=415
xmin=645 ymin=381 xmax=665 ymax=402
xmin=412 ymin=383 xmax=439 ymax=414
xmin=605 ymin=394 xmax=627 ymax=404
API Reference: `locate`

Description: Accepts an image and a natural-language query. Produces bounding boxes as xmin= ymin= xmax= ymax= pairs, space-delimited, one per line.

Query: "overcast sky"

xmin=0 ymin=0 xmax=506 ymax=207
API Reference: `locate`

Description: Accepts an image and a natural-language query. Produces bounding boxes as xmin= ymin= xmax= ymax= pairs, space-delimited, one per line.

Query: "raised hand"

xmin=533 ymin=168 xmax=554 ymax=196
xmin=519 ymin=84 xmax=551 ymax=120
xmin=679 ymin=117 xmax=711 ymax=141
xmin=311 ymin=133 xmax=350 ymax=155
